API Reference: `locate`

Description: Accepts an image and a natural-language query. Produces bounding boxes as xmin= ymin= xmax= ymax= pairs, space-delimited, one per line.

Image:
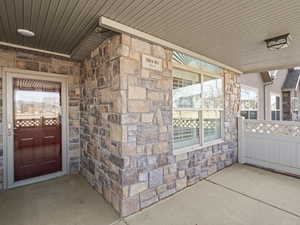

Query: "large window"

xmin=172 ymin=67 xmax=224 ymax=150
xmin=271 ymin=93 xmax=281 ymax=120
xmin=172 ymin=51 xmax=221 ymax=75
xmin=240 ymin=86 xmax=258 ymax=120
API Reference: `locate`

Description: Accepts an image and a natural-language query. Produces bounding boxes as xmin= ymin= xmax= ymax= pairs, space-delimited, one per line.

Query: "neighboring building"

xmin=240 ymin=69 xmax=300 ymax=121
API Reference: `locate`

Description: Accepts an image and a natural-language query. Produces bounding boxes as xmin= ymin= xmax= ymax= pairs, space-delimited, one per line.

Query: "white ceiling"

xmin=1 ymin=0 xmax=300 ymax=72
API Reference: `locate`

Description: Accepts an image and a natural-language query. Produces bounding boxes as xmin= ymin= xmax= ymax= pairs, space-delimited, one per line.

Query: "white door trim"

xmin=2 ymin=67 xmax=69 ymax=189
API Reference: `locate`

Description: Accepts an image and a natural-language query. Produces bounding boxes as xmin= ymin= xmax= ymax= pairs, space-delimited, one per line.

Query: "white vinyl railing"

xmin=238 ymin=117 xmax=300 ymax=176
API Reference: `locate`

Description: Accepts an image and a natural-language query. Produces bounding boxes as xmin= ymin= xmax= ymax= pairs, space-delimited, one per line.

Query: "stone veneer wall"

xmin=0 ymin=47 xmax=81 ymax=191
xmin=80 ymin=33 xmax=240 ymax=217
xmin=80 ymin=35 xmax=125 ymax=213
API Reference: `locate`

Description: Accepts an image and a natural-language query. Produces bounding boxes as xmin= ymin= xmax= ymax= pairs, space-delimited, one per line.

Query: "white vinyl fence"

xmin=238 ymin=118 xmax=300 ymax=176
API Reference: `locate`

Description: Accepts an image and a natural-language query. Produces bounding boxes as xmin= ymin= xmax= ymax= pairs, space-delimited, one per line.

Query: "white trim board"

xmin=3 ymin=67 xmax=70 ymax=79
xmin=0 ymin=41 xmax=70 ymax=59
xmin=0 ymin=67 xmax=8 ymax=190
xmin=99 ymin=16 xmax=242 ymax=74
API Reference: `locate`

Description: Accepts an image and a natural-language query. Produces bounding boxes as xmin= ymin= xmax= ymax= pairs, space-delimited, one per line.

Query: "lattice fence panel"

xmin=244 ymin=120 xmax=300 ymax=137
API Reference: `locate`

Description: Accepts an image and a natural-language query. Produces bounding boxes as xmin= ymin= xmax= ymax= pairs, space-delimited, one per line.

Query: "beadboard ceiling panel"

xmin=1 ymin=0 xmax=300 ymax=72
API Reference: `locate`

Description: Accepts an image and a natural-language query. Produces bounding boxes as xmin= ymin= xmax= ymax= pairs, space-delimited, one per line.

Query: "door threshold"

xmin=8 ymin=171 xmax=66 ymax=189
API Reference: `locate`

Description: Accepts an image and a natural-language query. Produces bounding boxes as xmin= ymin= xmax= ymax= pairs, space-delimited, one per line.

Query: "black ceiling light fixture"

xmin=265 ymin=33 xmax=291 ymax=50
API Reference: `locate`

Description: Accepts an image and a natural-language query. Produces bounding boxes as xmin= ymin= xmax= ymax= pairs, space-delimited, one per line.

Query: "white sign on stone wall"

xmin=142 ymin=54 xmax=162 ymax=72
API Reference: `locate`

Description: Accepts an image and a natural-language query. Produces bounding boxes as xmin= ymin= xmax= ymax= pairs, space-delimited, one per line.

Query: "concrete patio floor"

xmin=0 ymin=175 xmax=119 ymax=225
xmin=120 ymin=164 xmax=300 ymax=225
xmin=1 ymin=164 xmax=300 ymax=225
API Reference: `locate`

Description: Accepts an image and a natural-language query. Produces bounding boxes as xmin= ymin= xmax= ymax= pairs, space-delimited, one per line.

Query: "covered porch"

xmin=1 ymin=0 xmax=300 ymax=224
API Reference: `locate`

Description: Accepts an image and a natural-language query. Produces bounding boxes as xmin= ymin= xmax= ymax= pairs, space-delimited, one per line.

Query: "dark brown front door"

xmin=13 ymin=78 xmax=62 ymax=181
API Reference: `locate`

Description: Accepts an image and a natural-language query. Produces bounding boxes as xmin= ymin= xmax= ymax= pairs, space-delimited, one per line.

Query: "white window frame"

xmin=270 ymin=92 xmax=281 ymax=121
xmin=172 ymin=63 xmax=225 ymax=155
xmin=240 ymin=85 xmax=259 ymax=120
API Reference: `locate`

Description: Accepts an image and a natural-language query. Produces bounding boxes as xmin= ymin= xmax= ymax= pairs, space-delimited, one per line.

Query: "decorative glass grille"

xmin=15 ymin=118 xmax=60 ymax=128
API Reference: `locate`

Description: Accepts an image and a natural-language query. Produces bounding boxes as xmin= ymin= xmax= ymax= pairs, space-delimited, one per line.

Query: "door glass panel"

xmin=13 ymin=78 xmax=62 ymax=181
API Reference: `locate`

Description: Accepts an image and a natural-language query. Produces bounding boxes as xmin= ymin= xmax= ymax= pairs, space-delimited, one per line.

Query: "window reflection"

xmin=173 ymin=69 xmax=201 ymax=109
xmin=202 ymin=76 xmax=223 ymax=109
xmin=15 ymin=91 xmax=61 ymax=120
xmin=13 ymin=78 xmax=61 ymax=128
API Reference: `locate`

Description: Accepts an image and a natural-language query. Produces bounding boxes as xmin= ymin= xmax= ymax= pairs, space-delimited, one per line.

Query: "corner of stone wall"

xmin=68 ymin=62 xmax=81 ymax=174
xmin=79 ymin=33 xmax=241 ymax=217
xmin=80 ymin=34 xmax=126 ymax=214
xmin=223 ymin=69 xmax=241 ymax=163
xmin=118 ymin=33 xmax=174 ymax=216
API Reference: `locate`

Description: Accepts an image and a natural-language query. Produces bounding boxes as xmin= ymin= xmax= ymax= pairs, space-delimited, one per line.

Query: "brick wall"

xmin=80 ymin=34 xmax=240 ymax=216
xmin=0 ymin=47 xmax=81 ymax=190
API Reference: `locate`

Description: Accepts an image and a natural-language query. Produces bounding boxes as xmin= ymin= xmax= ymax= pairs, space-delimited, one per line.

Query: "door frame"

xmin=2 ymin=67 xmax=69 ymax=189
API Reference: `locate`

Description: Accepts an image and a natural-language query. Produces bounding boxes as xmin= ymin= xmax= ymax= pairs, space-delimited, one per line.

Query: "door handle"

xmin=7 ymin=123 xmax=14 ymax=136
